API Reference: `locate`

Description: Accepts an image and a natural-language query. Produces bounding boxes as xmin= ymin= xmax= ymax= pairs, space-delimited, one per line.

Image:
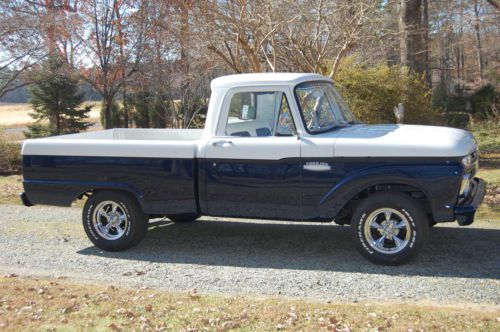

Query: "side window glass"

xmin=276 ymin=94 xmax=296 ymax=136
xmin=228 ymin=92 xmax=256 ymax=120
xmin=225 ymin=91 xmax=276 ymax=137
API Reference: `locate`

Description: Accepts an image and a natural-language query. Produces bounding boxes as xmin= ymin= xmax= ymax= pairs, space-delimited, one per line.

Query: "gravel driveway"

xmin=0 ymin=204 xmax=499 ymax=306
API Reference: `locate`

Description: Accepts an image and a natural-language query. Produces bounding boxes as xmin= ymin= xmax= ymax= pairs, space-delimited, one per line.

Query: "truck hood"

xmin=330 ymin=124 xmax=476 ymax=158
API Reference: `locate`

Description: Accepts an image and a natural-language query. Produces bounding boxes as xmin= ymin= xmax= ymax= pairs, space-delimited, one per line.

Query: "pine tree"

xmin=26 ymin=58 xmax=92 ymax=138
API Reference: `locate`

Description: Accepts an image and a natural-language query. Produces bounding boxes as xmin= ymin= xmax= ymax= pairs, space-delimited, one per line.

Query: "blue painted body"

xmin=23 ymin=155 xmax=198 ymax=215
xmin=23 ymin=154 xmax=464 ymax=222
xmin=202 ymin=158 xmax=301 ymax=219
xmin=300 ymin=158 xmax=462 ymax=222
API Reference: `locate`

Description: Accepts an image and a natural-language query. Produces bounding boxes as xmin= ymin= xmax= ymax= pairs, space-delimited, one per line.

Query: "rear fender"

xmin=23 ymin=179 xmax=144 ymax=208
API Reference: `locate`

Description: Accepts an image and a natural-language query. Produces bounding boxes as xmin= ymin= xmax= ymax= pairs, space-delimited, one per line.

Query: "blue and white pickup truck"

xmin=20 ymin=73 xmax=485 ymax=265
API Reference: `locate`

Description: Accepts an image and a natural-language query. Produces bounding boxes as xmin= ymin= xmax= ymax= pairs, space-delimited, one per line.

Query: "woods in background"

xmin=0 ymin=0 xmax=498 ymax=133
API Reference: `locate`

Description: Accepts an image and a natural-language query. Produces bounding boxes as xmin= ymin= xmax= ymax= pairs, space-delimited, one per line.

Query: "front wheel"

xmin=83 ymin=191 xmax=148 ymax=251
xmin=351 ymin=192 xmax=429 ymax=265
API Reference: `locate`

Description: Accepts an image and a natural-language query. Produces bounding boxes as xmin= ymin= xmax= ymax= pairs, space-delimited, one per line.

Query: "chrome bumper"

xmin=453 ymin=178 xmax=486 ymax=226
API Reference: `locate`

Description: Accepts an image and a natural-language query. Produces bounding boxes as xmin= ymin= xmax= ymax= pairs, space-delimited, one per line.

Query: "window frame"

xmin=275 ymin=92 xmax=297 ymax=137
xmin=216 ymin=86 xmax=299 ymax=138
xmin=293 ymin=80 xmax=352 ymax=135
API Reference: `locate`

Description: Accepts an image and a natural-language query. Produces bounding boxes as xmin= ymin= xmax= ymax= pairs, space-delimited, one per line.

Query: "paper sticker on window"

xmin=241 ymin=105 xmax=249 ymax=119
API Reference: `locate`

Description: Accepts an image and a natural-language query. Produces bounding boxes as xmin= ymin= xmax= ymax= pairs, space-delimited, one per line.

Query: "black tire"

xmin=167 ymin=214 xmax=200 ymax=223
xmin=351 ymin=192 xmax=429 ymax=265
xmin=83 ymin=191 xmax=148 ymax=251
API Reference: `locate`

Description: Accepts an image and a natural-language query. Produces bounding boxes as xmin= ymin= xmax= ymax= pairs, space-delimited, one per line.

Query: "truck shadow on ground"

xmin=78 ymin=219 xmax=500 ymax=279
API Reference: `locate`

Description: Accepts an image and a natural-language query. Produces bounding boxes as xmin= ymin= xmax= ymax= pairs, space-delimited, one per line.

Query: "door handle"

xmin=212 ymin=139 xmax=233 ymax=147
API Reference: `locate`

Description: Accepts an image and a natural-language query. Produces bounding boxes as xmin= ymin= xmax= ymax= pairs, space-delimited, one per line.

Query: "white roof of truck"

xmin=210 ymin=73 xmax=332 ymax=89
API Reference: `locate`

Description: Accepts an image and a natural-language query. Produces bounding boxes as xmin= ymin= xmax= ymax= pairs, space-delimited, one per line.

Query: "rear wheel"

xmin=351 ymin=192 xmax=429 ymax=265
xmin=83 ymin=191 xmax=148 ymax=251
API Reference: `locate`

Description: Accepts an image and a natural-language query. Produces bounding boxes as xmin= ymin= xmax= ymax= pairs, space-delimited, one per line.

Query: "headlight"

xmin=460 ymin=173 xmax=471 ymax=197
xmin=461 ymin=154 xmax=473 ymax=169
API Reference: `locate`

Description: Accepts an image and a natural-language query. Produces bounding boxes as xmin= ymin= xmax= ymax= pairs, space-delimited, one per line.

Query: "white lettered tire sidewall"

xmin=351 ymin=193 xmax=429 ymax=265
xmin=83 ymin=191 xmax=148 ymax=251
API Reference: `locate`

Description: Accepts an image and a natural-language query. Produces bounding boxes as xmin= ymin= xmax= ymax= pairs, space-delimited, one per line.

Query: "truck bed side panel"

xmin=22 ymin=155 xmax=197 ymax=215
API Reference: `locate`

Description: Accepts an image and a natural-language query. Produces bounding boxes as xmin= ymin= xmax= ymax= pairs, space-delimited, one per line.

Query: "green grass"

xmin=476 ymin=162 xmax=500 ymax=220
xmin=469 ymin=120 xmax=500 ymax=154
xmin=0 ymin=276 xmax=498 ymax=331
xmin=468 ymin=121 xmax=500 ymax=220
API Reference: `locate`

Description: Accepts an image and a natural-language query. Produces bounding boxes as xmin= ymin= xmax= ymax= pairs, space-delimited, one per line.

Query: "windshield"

xmin=295 ymin=81 xmax=356 ymax=133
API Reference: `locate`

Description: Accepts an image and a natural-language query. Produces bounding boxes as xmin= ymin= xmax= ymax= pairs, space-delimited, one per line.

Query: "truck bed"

xmin=21 ymin=129 xmax=203 ymax=159
xmin=21 ymin=129 xmax=204 ymax=213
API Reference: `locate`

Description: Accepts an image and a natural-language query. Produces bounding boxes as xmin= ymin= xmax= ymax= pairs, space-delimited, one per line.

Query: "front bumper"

xmin=453 ymin=178 xmax=486 ymax=226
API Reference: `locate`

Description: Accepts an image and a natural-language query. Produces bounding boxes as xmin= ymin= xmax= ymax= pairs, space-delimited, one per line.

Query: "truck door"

xmin=204 ymin=88 xmax=301 ymax=219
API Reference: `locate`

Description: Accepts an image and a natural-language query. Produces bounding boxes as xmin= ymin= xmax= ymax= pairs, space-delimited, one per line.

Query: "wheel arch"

xmin=320 ymin=174 xmax=435 ymax=224
xmin=23 ymin=179 xmax=145 ymax=209
xmin=78 ymin=187 xmax=142 ymax=203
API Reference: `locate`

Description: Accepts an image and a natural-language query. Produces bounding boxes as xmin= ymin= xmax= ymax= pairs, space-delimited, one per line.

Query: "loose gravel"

xmin=0 ymin=204 xmax=499 ymax=306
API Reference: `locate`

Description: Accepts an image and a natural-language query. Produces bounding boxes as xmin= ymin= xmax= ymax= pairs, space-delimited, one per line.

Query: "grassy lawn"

xmin=0 ymin=276 xmax=497 ymax=331
xmin=0 ymin=102 xmax=102 ymax=128
xmin=0 ymin=175 xmax=22 ymax=205
xmin=476 ymin=153 xmax=500 ymax=221
xmin=470 ymin=121 xmax=499 ymax=155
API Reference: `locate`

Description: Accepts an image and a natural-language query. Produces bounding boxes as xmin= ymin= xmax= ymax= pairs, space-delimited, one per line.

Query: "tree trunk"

xmin=45 ymin=0 xmax=57 ymax=57
xmin=179 ymin=2 xmax=190 ymax=128
xmin=399 ymin=0 xmax=424 ymax=75
xmin=104 ymin=94 xmax=112 ymax=129
xmin=56 ymin=114 xmax=61 ymax=135
xmin=473 ymin=0 xmax=484 ymax=79
xmin=421 ymin=0 xmax=430 ymax=86
xmin=122 ymin=85 xmax=128 ymax=128
xmin=114 ymin=1 xmax=128 ymax=128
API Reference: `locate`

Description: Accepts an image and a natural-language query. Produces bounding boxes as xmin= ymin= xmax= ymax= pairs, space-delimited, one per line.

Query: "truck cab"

xmin=21 ymin=73 xmax=486 ymax=265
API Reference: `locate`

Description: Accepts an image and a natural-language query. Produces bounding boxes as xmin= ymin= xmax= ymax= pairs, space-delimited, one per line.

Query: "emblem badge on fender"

xmin=303 ymin=162 xmax=332 ymax=172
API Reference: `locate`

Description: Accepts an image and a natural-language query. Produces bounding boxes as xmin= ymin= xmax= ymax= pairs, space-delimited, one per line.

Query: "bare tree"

xmin=0 ymin=1 xmax=47 ymax=97
xmin=202 ymin=0 xmax=382 ymax=78
xmin=204 ymin=0 xmax=297 ymax=73
xmin=78 ymin=0 xmax=148 ymax=129
xmin=1 ymin=0 xmax=85 ymax=98
xmin=485 ymin=0 xmax=500 ymax=10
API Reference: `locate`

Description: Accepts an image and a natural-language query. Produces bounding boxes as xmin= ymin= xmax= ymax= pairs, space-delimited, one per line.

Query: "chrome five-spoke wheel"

xmin=93 ymin=201 xmax=129 ymax=240
xmin=364 ymin=208 xmax=411 ymax=254
xmin=351 ymin=193 xmax=429 ymax=265
xmin=83 ymin=191 xmax=148 ymax=251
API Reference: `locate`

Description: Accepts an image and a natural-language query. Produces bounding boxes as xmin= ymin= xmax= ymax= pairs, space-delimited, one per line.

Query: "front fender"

xmin=317 ymin=163 xmax=462 ymax=222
